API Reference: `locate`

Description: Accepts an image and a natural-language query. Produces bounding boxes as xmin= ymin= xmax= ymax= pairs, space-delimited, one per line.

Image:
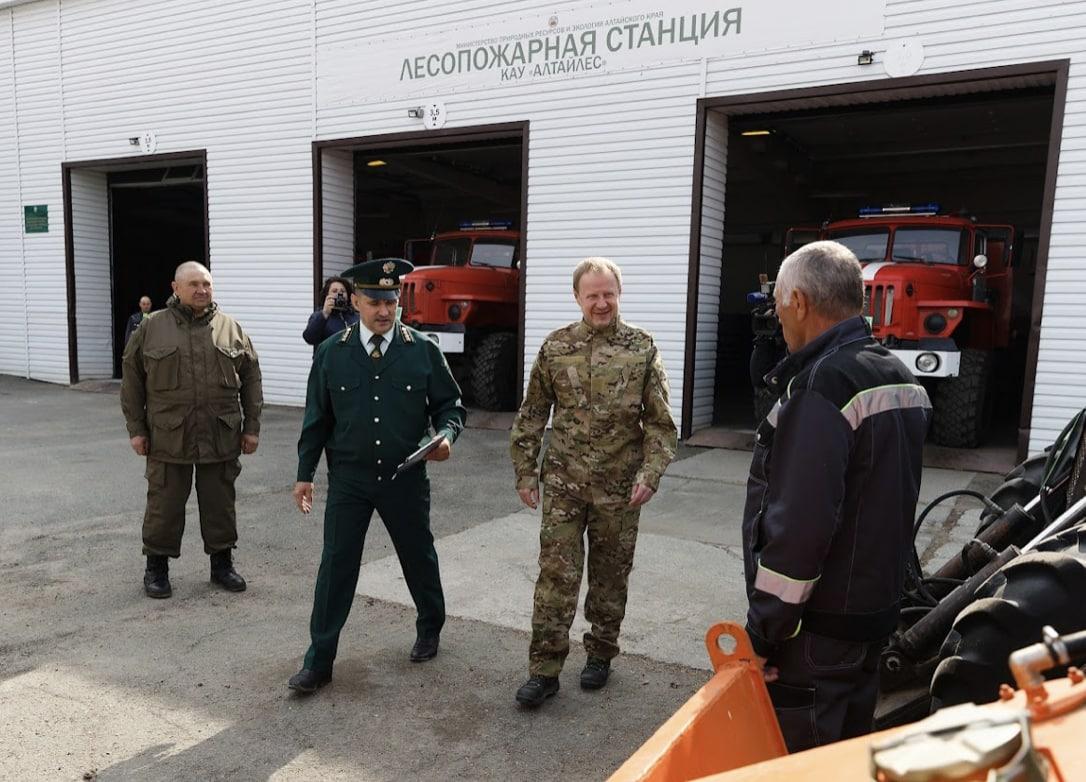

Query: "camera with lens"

xmin=747 ymin=274 xmax=781 ymax=339
xmin=332 ymin=293 xmax=350 ymax=312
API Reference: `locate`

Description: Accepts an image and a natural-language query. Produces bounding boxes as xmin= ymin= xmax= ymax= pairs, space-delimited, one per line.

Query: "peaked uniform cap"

xmin=343 ymin=258 xmax=415 ymax=301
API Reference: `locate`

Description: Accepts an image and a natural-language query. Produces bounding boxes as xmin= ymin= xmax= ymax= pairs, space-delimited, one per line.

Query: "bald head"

xmin=174 ymin=261 xmax=211 ymax=281
xmin=172 ymin=260 xmax=213 ymax=314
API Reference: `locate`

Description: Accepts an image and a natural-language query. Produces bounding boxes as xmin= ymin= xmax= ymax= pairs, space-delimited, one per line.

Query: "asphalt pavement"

xmin=0 ymin=374 xmax=999 ymax=781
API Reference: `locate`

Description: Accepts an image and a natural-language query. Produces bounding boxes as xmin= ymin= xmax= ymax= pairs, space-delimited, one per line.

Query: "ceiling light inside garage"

xmin=366 ymin=160 xmax=387 ymax=167
xmin=740 ymin=130 xmax=771 ymax=137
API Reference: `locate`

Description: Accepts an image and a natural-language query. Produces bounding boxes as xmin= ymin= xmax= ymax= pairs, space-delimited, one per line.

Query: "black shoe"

xmin=580 ymin=657 xmax=611 ymax=690
xmin=210 ymin=550 xmax=246 ymax=592
xmin=287 ymin=668 xmax=332 ymax=694
xmin=144 ymin=555 xmax=172 ymax=599
xmin=515 ymin=675 xmax=560 ymax=707
xmin=410 ymin=634 xmax=440 ymax=662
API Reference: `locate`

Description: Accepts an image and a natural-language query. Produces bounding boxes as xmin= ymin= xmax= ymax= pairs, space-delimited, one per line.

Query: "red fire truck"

xmin=796 ymin=204 xmax=1016 ymax=447
xmin=399 ymin=221 xmax=520 ymax=411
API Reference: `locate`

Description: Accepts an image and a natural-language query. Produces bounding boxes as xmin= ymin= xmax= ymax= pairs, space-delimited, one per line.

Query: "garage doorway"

xmin=684 ymin=62 xmax=1070 ymax=465
xmin=63 ymin=151 xmax=209 ymax=383
xmin=313 ymin=123 xmax=528 ymax=411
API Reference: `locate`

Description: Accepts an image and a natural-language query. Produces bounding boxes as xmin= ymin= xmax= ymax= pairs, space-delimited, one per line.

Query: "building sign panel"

xmin=23 ymin=205 xmax=48 ymax=234
xmin=318 ymin=0 xmax=885 ymax=106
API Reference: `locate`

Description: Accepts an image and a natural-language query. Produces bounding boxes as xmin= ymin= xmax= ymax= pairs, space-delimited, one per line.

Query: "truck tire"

xmin=930 ymin=543 xmax=1086 ymax=708
xmin=930 ymin=349 xmax=992 ymax=448
xmin=470 ymin=331 xmax=518 ymax=411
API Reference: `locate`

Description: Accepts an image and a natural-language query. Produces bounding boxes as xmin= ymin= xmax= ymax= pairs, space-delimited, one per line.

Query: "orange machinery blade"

xmin=608 ymin=623 xmax=787 ymax=782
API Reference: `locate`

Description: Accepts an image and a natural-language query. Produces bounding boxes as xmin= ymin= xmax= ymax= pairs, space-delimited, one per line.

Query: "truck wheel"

xmin=930 ymin=349 xmax=992 ymax=448
xmin=753 ymin=387 xmax=778 ymax=426
xmin=470 ymin=332 xmax=517 ymax=411
xmin=931 ymin=544 xmax=1086 ymax=708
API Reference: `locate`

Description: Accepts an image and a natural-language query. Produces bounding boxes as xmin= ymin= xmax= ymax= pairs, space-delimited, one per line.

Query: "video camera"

xmin=747 ymin=274 xmax=781 ymax=339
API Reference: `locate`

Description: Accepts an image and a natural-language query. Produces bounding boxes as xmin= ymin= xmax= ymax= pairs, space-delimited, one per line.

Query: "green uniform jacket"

xmin=510 ymin=318 xmax=678 ymax=503
xmin=121 ymin=297 xmax=263 ymax=463
xmin=296 ymin=323 xmax=466 ymax=482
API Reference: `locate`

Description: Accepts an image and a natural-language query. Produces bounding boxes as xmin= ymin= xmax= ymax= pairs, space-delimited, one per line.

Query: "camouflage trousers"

xmin=528 ymin=489 xmax=641 ymax=677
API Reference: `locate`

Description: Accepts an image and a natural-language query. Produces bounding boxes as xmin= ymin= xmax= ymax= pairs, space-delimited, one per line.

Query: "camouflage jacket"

xmin=510 ymin=318 xmax=677 ymax=501
xmin=121 ymin=297 xmax=263 ymax=463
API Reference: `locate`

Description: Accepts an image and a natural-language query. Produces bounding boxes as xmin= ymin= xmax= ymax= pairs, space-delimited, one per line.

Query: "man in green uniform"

xmin=511 ymin=257 xmax=677 ymax=707
xmin=121 ymin=261 xmax=263 ymax=599
xmin=288 ymin=258 xmax=466 ymax=694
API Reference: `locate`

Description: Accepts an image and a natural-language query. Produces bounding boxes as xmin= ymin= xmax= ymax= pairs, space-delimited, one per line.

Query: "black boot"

xmin=580 ymin=657 xmax=611 ymax=690
xmin=210 ymin=550 xmax=246 ymax=592
xmin=515 ymin=675 xmax=560 ymax=707
xmin=144 ymin=555 xmax=172 ymax=599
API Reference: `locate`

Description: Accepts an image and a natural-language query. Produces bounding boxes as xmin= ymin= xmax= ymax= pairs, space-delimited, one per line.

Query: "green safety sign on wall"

xmin=24 ymin=205 xmax=48 ymax=234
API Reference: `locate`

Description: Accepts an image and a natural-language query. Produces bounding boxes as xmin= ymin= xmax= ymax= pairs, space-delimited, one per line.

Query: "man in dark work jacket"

xmin=742 ymin=240 xmax=930 ymax=752
xmin=288 ymin=258 xmax=466 ymax=694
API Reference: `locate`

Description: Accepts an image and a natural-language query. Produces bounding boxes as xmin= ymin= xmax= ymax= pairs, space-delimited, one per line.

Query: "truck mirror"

xmin=973 ymin=254 xmax=989 ymax=270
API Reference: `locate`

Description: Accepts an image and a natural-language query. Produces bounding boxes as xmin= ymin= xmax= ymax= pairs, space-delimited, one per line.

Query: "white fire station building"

xmin=2 ymin=0 xmax=1084 ymax=458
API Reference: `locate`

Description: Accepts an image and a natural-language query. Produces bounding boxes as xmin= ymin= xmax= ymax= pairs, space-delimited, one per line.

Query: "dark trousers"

xmin=142 ymin=458 xmax=241 ymax=557
xmin=766 ymin=631 xmax=883 ymax=753
xmin=303 ymin=467 xmax=444 ymax=673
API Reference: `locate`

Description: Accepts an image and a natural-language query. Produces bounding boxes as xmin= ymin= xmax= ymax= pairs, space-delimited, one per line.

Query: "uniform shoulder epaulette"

xmin=339 ymin=325 xmax=354 ymax=343
xmin=400 ymin=324 xmax=414 ymax=343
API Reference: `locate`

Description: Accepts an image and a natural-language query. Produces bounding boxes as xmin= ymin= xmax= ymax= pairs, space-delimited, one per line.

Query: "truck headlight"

xmin=924 ymin=313 xmax=947 ymax=334
xmin=915 ymin=353 xmax=940 ymax=374
xmin=448 ymin=304 xmax=462 ymax=321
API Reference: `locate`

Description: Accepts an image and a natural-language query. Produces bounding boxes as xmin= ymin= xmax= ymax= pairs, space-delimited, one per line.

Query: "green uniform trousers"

xmin=303 ymin=464 xmax=444 ymax=674
xmin=529 ymin=489 xmax=641 ymax=677
xmin=142 ymin=457 xmax=241 ymax=557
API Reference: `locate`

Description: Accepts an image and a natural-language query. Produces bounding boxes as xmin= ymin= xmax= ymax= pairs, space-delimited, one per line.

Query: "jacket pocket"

xmin=144 ymin=346 xmax=180 ymax=391
xmin=550 ymin=357 xmax=588 ymax=409
xmin=215 ymin=345 xmax=242 ymax=388
xmin=149 ymin=412 xmax=186 ymax=457
xmin=803 ymin=632 xmax=868 ymax=673
xmin=215 ymin=412 xmax=243 ymax=456
xmin=766 ymin=681 xmax=818 ymax=753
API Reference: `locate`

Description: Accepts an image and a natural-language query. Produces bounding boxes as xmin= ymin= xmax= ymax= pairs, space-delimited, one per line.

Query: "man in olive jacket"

xmin=121 ymin=261 xmax=263 ymax=599
xmin=288 ymin=258 xmax=465 ymax=694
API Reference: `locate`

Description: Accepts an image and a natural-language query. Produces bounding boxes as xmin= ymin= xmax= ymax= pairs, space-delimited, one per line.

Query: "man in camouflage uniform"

xmin=121 ymin=261 xmax=262 ymax=599
xmin=511 ymin=257 xmax=677 ymax=707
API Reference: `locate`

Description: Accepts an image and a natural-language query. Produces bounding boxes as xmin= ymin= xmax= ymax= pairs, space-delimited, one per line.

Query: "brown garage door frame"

xmin=682 ymin=60 xmax=1071 ymax=460
xmin=62 ymin=149 xmax=210 ymax=385
xmin=312 ymin=121 xmax=530 ymax=405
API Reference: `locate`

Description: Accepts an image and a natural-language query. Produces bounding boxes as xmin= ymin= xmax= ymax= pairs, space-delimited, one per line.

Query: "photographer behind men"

xmin=303 ymin=276 xmax=360 ymax=345
xmin=742 ymin=241 xmax=930 ymax=752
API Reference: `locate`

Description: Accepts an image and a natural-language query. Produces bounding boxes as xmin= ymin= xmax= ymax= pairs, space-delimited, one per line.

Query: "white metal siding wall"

xmin=690 ymin=111 xmax=727 ymax=430
xmin=53 ymin=0 xmax=317 ymax=404
xmin=12 ymin=2 xmax=67 ymax=384
xmin=698 ymin=0 xmax=1086 ymax=452
xmin=321 ymin=148 xmax=354 ymax=276
xmin=0 ymin=10 xmax=29 ymax=377
xmin=315 ymin=1 xmax=700 ymax=422
xmin=70 ymin=169 xmax=111 ymax=378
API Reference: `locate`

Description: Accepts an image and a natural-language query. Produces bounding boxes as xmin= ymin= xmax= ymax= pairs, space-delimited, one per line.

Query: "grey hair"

xmin=775 ymin=241 xmax=863 ymax=319
xmin=174 ymin=260 xmax=211 ymax=281
xmin=573 ymin=256 xmax=623 ymax=293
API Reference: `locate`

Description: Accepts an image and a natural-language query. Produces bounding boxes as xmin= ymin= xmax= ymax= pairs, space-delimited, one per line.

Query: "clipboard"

xmin=393 ymin=434 xmax=445 ymax=478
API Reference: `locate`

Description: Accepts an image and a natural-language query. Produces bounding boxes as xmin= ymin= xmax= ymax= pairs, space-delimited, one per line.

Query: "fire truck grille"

xmin=864 ymin=284 xmax=894 ymax=327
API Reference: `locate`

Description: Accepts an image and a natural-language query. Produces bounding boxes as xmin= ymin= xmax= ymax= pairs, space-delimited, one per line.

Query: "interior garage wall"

xmin=689 ymin=111 xmax=727 ymax=431
xmin=69 ymin=169 xmax=111 ymax=379
xmin=0 ymin=12 xmax=29 ymax=378
xmin=321 ymin=148 xmax=355 ymax=278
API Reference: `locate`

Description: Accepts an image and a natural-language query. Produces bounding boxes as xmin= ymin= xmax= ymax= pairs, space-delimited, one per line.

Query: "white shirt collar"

xmin=356 ymin=320 xmax=394 ymax=353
